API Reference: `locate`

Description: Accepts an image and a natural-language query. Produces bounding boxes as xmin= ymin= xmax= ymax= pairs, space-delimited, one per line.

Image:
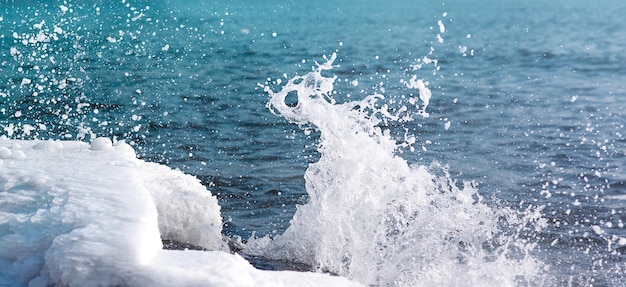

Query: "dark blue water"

xmin=1 ymin=0 xmax=625 ymax=285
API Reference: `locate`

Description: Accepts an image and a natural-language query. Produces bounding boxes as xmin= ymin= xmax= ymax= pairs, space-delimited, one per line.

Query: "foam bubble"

xmin=90 ymin=137 xmax=113 ymax=151
xmin=0 ymin=147 xmax=12 ymax=158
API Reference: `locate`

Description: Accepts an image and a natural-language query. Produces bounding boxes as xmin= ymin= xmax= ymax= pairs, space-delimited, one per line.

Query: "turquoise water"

xmin=1 ymin=0 xmax=625 ymax=285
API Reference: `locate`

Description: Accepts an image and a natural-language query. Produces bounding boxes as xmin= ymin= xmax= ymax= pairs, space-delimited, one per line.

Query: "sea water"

xmin=1 ymin=0 xmax=625 ymax=286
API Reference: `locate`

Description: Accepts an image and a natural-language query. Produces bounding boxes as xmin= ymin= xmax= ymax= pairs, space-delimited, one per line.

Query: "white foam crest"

xmin=248 ymin=55 xmax=545 ymax=286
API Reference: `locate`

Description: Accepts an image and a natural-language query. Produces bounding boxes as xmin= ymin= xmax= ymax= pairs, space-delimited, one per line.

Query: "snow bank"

xmin=0 ymin=138 xmax=361 ymax=287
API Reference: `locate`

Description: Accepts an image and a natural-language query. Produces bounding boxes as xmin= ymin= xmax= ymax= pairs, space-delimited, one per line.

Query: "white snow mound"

xmin=0 ymin=138 xmax=362 ymax=287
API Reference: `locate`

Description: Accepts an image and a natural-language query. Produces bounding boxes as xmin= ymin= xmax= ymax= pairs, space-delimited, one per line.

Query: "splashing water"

xmin=245 ymin=54 xmax=547 ymax=286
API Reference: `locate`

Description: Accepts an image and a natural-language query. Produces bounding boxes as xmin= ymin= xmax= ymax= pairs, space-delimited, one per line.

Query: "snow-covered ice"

xmin=0 ymin=138 xmax=362 ymax=287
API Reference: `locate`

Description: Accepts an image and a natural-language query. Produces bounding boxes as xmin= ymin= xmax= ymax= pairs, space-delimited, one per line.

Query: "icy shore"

xmin=0 ymin=138 xmax=361 ymax=287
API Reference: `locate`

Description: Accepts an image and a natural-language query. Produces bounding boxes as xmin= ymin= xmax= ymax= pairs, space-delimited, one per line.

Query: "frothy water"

xmin=245 ymin=54 xmax=545 ymax=286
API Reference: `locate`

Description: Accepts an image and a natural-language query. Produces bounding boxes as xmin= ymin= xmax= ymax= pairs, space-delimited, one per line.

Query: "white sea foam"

xmin=247 ymin=54 xmax=546 ymax=286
